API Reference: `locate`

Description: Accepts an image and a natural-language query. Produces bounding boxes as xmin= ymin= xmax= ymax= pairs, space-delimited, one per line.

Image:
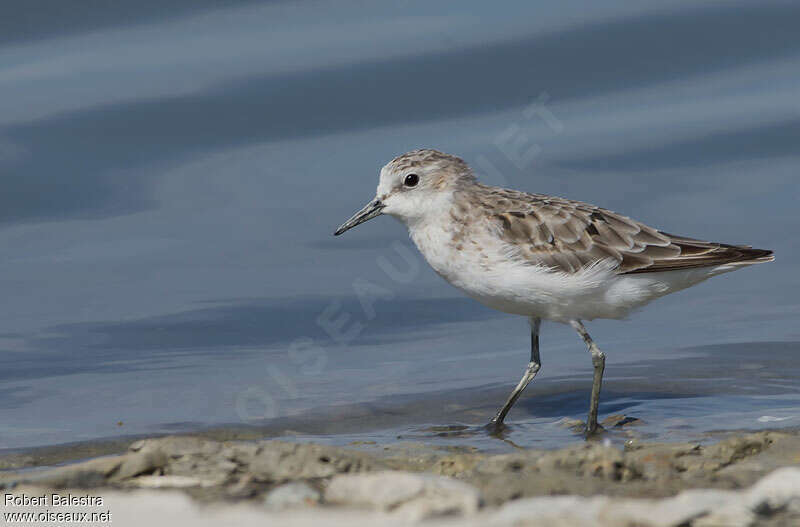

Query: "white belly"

xmin=408 ymin=221 xmax=740 ymax=323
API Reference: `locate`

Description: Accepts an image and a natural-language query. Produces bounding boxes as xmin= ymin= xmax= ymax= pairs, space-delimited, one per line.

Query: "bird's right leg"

xmin=488 ymin=317 xmax=542 ymax=431
xmin=569 ymin=319 xmax=605 ymax=436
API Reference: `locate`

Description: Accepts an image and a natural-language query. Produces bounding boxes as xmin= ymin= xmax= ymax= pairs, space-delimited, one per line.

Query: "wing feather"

xmin=469 ymin=185 xmax=773 ymax=274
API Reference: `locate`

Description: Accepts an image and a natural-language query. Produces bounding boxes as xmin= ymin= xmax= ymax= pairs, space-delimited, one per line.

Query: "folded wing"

xmin=473 ymin=187 xmax=773 ymax=274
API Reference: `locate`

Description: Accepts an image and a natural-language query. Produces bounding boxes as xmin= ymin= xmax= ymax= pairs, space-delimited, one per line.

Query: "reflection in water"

xmin=0 ymin=0 xmax=798 ymax=450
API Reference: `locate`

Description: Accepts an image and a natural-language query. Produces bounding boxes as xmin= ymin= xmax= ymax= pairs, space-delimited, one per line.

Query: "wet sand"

xmin=2 ymin=424 xmax=799 ymax=526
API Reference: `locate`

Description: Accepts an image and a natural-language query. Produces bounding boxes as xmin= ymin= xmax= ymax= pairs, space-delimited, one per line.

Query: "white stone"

xmin=263 ymin=482 xmax=321 ymax=509
xmin=324 ymin=471 xmax=480 ymax=521
xmin=131 ymin=475 xmax=209 ymax=488
xmin=495 ymin=496 xmax=606 ymax=527
xmin=494 ymin=489 xmax=752 ymax=527
xmin=744 ymin=466 xmax=800 ymax=514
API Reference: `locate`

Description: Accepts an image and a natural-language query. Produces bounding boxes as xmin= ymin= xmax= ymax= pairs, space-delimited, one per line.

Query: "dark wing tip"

xmin=741 ymin=247 xmax=774 ymax=262
xmin=622 ymin=238 xmax=774 ymax=275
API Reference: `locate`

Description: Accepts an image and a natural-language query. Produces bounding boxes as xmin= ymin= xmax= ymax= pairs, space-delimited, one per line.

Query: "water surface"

xmin=0 ymin=0 xmax=799 ymax=451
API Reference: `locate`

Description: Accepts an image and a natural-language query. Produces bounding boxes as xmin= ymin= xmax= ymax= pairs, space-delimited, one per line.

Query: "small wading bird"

xmin=334 ymin=149 xmax=773 ymax=435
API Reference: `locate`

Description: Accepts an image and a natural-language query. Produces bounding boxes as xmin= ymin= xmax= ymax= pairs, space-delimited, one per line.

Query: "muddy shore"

xmin=2 ymin=423 xmax=800 ymax=526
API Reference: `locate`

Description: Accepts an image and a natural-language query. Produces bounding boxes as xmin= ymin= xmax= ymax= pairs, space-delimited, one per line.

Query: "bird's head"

xmin=334 ymin=149 xmax=475 ymax=235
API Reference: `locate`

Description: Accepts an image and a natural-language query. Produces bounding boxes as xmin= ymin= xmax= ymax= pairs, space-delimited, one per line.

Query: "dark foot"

xmin=484 ymin=419 xmax=509 ymax=437
xmin=601 ymin=414 xmax=642 ymax=428
xmin=584 ymin=422 xmax=606 ymax=440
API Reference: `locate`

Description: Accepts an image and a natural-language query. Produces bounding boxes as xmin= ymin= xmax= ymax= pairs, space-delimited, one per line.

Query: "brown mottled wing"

xmin=474 ymin=186 xmax=773 ymax=274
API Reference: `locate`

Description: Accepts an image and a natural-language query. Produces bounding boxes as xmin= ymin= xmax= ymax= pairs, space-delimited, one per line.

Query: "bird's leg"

xmin=569 ymin=320 xmax=605 ymax=436
xmin=488 ymin=318 xmax=542 ymax=431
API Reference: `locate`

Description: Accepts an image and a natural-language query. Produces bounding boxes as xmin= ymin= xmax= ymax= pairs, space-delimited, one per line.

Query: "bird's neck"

xmin=405 ymin=200 xmax=466 ymax=281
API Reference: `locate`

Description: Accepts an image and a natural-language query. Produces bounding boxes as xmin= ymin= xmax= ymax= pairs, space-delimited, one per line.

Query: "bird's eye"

xmin=404 ymin=173 xmax=419 ymax=187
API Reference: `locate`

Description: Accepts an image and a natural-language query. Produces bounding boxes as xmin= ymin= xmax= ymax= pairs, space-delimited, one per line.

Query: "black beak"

xmin=334 ymin=198 xmax=385 ymax=236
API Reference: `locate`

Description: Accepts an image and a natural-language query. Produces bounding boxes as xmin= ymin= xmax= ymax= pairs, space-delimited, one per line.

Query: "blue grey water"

xmin=1 ymin=0 xmax=799 ymax=452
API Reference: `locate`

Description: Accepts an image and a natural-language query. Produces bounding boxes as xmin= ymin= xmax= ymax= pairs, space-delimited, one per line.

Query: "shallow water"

xmin=0 ymin=1 xmax=799 ymax=451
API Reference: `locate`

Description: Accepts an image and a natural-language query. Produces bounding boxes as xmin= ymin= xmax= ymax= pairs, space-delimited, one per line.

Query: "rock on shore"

xmin=2 ymin=430 xmax=800 ymax=526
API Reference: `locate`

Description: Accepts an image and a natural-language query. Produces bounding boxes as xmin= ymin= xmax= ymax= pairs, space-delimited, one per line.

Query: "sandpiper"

xmin=334 ymin=149 xmax=773 ymax=435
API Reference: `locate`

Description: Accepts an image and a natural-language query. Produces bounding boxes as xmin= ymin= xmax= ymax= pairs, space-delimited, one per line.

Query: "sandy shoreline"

xmin=1 ymin=425 xmax=799 ymax=525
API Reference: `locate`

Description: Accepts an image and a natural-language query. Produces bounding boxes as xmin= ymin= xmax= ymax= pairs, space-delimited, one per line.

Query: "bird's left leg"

xmin=569 ymin=319 xmax=605 ymax=436
xmin=488 ymin=317 xmax=542 ymax=430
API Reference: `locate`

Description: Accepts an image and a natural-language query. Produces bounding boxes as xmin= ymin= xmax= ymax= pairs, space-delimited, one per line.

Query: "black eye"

xmin=404 ymin=173 xmax=419 ymax=187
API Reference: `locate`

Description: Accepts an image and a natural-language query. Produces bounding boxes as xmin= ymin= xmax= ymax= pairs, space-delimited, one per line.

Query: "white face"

xmin=376 ymin=161 xmax=451 ymax=225
xmin=334 ymin=150 xmax=468 ymax=237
